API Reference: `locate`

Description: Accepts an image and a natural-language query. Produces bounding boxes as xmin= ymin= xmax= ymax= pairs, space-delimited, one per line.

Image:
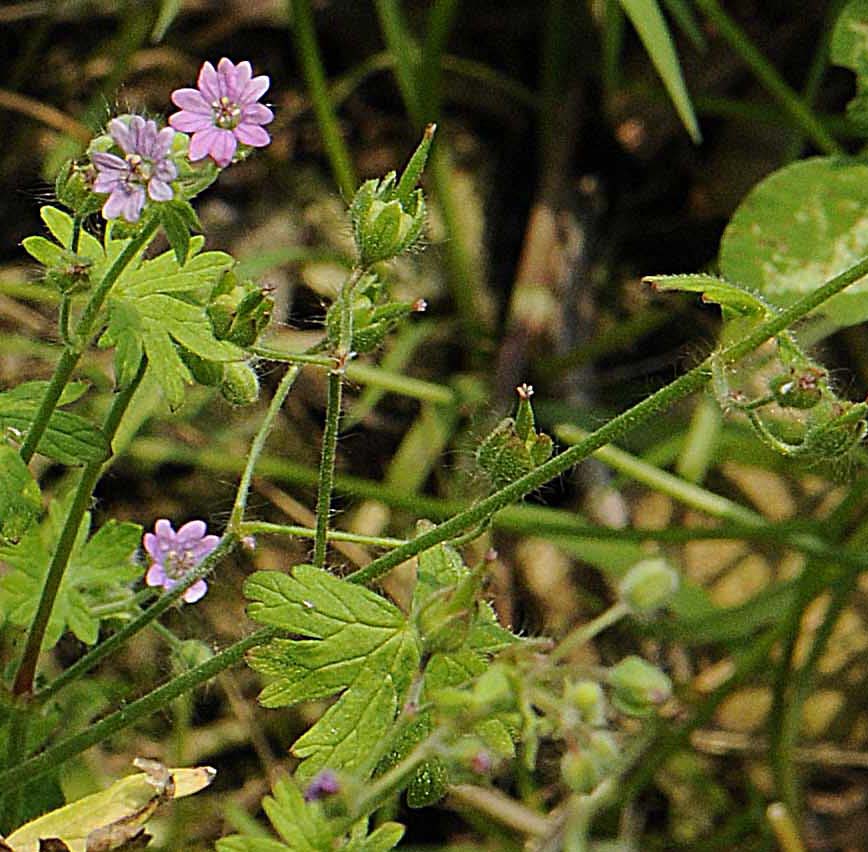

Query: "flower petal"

xmin=154 ymin=126 xmax=176 ymax=157
xmin=93 ymin=172 xmax=123 ymax=193
xmin=241 ymin=103 xmax=273 ymax=125
xmin=170 ymin=110 xmax=213 ymax=133
xmin=102 ymin=190 xmax=129 ymax=221
xmin=191 ymin=534 xmax=220 ymax=560
xmin=143 ymin=532 xmax=163 ymax=560
xmin=121 ymin=188 xmax=145 ymax=222
xmin=154 ymin=158 xmax=178 ymax=182
xmin=154 ymin=519 xmax=176 ymax=541
xmin=108 ymin=118 xmax=134 ymax=154
xmin=177 ymin=520 xmax=207 ymax=544
xmin=148 ymin=177 xmax=173 ymax=202
xmin=183 ymin=579 xmax=208 ymax=603
xmin=235 ymin=123 xmax=270 ymax=147
xmin=241 ymin=74 xmax=270 ymax=104
xmin=198 ymin=61 xmax=220 ymax=102
xmin=188 ymin=127 xmax=220 ymax=161
xmin=171 ymin=87 xmax=212 ymax=114
xmin=92 ymin=151 xmax=127 ymax=172
xmin=227 ymin=61 xmax=252 ymax=101
xmin=146 ymin=563 xmax=168 ymax=587
xmin=209 ymin=129 xmax=237 ymax=167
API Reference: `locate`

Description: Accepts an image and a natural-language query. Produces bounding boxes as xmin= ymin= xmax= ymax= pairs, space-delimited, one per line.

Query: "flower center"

xmin=213 ymin=95 xmax=241 ymax=129
xmin=125 ymin=153 xmax=153 ymax=184
xmin=164 ymin=547 xmax=196 ymax=579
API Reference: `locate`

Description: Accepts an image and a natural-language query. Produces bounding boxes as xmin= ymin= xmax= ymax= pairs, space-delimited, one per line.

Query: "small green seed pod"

xmin=560 ymin=748 xmax=599 ymax=795
xmin=220 ymin=362 xmax=260 ymax=406
xmin=608 ymin=656 xmax=672 ymax=717
xmin=619 ymin=557 xmax=679 ymax=615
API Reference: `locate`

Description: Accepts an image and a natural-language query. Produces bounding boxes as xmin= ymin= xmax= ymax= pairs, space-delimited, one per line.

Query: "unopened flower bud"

xmin=560 ymin=748 xmax=599 ymax=794
xmin=608 ymin=656 xmax=672 ymax=717
xmin=55 ymin=159 xmax=103 ymax=216
xmin=220 ymin=361 xmax=260 ymax=406
xmin=565 ymin=680 xmax=607 ymax=727
xmin=304 ymin=769 xmax=341 ymax=802
xmin=619 ymin=557 xmax=679 ymax=614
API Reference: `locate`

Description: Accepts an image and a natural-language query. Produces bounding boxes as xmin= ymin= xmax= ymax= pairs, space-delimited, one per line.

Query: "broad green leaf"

xmin=0 ymin=445 xmax=41 ymax=544
xmin=158 ymin=203 xmax=191 ymax=265
xmin=216 ymin=776 xmax=405 ymax=852
xmin=21 ymin=236 xmax=65 ymax=267
xmin=646 ymin=273 xmax=773 ymax=316
xmin=2 ymin=761 xmax=214 ymax=852
xmin=102 ymin=239 xmax=239 ymax=407
xmin=38 ymin=207 xmax=105 ymax=269
xmin=618 ymin=0 xmax=701 ymax=143
xmin=0 ymin=400 xmax=108 ymax=465
xmin=719 ymin=157 xmax=868 ymax=327
xmin=831 ymin=0 xmax=868 ymax=74
xmin=0 ymin=511 xmax=142 ymax=647
xmin=245 ymin=566 xmax=421 ymax=779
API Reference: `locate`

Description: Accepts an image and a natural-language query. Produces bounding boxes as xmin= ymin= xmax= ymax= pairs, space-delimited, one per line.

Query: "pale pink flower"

xmin=143 ymin=519 xmax=219 ymax=603
xmin=169 ymin=58 xmax=273 ymax=168
xmin=92 ymin=116 xmax=176 ymax=222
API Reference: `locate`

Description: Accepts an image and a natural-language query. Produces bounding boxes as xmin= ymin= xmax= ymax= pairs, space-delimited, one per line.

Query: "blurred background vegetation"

xmin=3 ymin=1 xmax=868 ymax=849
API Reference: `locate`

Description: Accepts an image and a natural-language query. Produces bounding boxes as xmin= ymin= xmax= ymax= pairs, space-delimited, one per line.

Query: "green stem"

xmin=0 ymin=627 xmax=278 ymax=796
xmin=239 ymin=520 xmax=406 ymax=548
xmin=693 ymin=0 xmax=842 ymax=156
xmin=34 ymin=534 xmax=238 ymax=705
xmin=346 ymin=253 xmax=868 ymax=586
xmin=228 ymin=364 xmax=302 ymax=532
xmin=12 ymin=357 xmax=148 ymax=697
xmin=549 ymin=602 xmax=630 ymax=665
xmin=420 ymin=0 xmax=460 ymax=117
xmin=19 ymin=216 xmax=158 ymax=463
xmin=288 ymin=0 xmax=357 ymax=198
xmin=314 ymin=368 xmax=344 ymax=569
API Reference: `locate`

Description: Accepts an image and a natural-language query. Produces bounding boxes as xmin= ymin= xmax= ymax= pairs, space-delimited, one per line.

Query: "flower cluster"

xmin=143 ymin=519 xmax=219 ymax=603
xmin=90 ymin=58 xmax=272 ymax=222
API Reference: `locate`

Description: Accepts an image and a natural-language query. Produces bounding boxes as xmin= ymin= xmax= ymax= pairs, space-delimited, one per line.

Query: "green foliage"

xmin=618 ymin=0 xmax=701 ymax=142
xmin=217 ymin=776 xmax=404 ymax=852
xmin=831 ymin=0 xmax=868 ymax=128
xmin=245 ymin=565 xmax=421 ymax=780
xmin=719 ymin=157 xmax=868 ymax=327
xmin=0 ymin=445 xmax=41 ymax=545
xmin=96 ymin=229 xmax=242 ymax=408
xmin=0 ymin=505 xmax=141 ymax=647
xmin=0 ymin=382 xmax=108 ymax=465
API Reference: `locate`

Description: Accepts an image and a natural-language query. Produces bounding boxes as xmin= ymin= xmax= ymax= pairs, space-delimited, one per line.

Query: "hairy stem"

xmin=19 ymin=216 xmax=158 ymax=463
xmin=13 ymin=357 xmax=148 ymax=696
xmin=346 ymin=253 xmax=868 ymax=585
xmin=314 ymin=369 xmax=344 ymax=568
xmin=0 ymin=628 xmax=278 ymax=795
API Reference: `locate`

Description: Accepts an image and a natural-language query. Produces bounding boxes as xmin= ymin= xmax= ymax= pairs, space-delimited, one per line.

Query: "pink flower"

xmin=92 ymin=116 xmax=177 ymax=222
xmin=169 ymin=58 xmax=273 ymax=168
xmin=143 ymin=519 xmax=219 ymax=603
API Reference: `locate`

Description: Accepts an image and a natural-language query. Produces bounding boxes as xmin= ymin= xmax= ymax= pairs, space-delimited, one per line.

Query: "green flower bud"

xmin=55 ymin=159 xmax=103 ymax=216
xmin=560 ymin=748 xmax=599 ymax=794
xmin=472 ymin=664 xmax=515 ymax=714
xmin=608 ymin=656 xmax=672 ymax=717
xmin=208 ymin=272 xmax=273 ymax=347
xmin=172 ymin=639 xmax=214 ymax=670
xmin=44 ymin=251 xmax=94 ymax=294
xmin=350 ymin=126 xmax=434 ymax=265
xmin=406 ymin=757 xmax=449 ymax=808
xmin=565 ymin=680 xmax=607 ymax=727
xmin=416 ymin=566 xmax=483 ymax=654
xmin=619 ymin=557 xmax=679 ymax=615
xmin=220 ymin=362 xmax=260 ymax=406
xmin=769 ymin=367 xmax=826 ymax=409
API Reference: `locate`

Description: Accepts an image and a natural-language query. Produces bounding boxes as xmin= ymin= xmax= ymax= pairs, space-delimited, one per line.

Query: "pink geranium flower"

xmin=143 ymin=519 xmax=219 ymax=603
xmin=169 ymin=58 xmax=273 ymax=168
xmin=92 ymin=116 xmax=176 ymax=222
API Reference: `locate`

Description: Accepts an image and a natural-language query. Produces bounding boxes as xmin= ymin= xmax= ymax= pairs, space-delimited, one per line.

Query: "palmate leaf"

xmin=0 ymin=444 xmax=41 ymax=544
xmin=0 ymin=382 xmax=108 ymax=465
xmin=216 ymin=777 xmax=404 ymax=852
xmin=98 ymin=234 xmax=240 ymax=408
xmin=0 ymin=504 xmax=142 ymax=647
xmin=245 ymin=566 xmax=421 ymax=780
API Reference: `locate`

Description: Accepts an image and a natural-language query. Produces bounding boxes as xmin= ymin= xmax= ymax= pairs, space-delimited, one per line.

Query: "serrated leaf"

xmin=618 ymin=0 xmax=701 ymax=143
xmin=647 ymin=273 xmax=773 ymax=316
xmin=720 ymin=157 xmax=868 ymax=327
xmin=245 ymin=566 xmax=421 ymax=778
xmin=831 ymin=0 xmax=868 ymax=74
xmin=0 ymin=445 xmax=41 ymax=544
xmin=0 ymin=403 xmax=108 ymax=465
xmin=0 ymin=511 xmax=142 ymax=647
